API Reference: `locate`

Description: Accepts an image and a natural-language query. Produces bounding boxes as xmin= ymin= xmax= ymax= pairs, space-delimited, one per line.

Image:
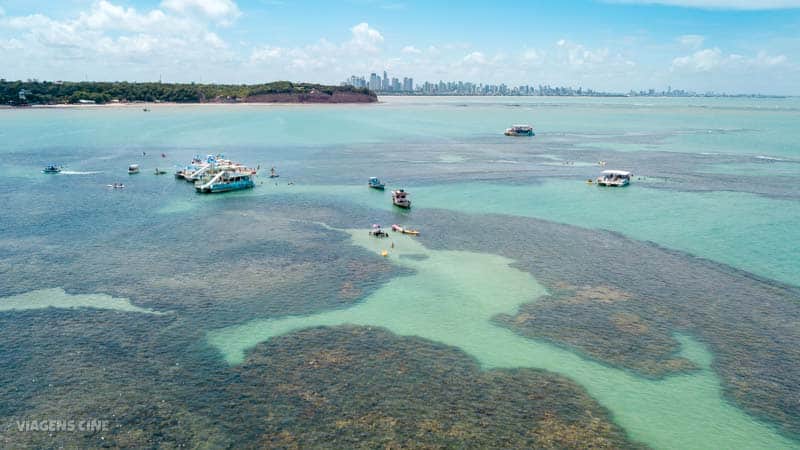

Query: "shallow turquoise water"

xmin=209 ymin=230 xmax=795 ymax=449
xmin=2 ymin=97 xmax=799 ymax=448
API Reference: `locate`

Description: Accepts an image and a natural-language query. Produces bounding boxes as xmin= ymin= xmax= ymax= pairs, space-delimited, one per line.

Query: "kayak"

xmin=391 ymin=224 xmax=420 ymax=235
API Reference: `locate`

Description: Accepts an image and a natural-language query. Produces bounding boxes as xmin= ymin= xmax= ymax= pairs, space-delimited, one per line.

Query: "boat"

xmin=504 ymin=125 xmax=534 ymax=136
xmin=42 ymin=164 xmax=62 ymax=174
xmin=106 ymin=183 xmax=125 ymax=189
xmin=368 ymin=177 xmax=385 ymax=190
xmin=595 ymin=170 xmax=632 ymax=187
xmin=154 ymin=168 xmax=167 ymax=175
xmin=369 ymin=224 xmax=389 ymax=238
xmin=391 ymin=224 xmax=419 ymax=235
xmin=391 ymin=189 xmax=411 ymax=209
xmin=195 ymin=170 xmax=255 ymax=193
xmin=269 ymin=167 xmax=279 ymax=178
xmin=128 ymin=164 xmax=140 ymax=174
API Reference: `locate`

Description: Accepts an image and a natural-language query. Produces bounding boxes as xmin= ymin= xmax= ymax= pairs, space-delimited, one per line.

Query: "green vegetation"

xmin=0 ymin=80 xmax=375 ymax=105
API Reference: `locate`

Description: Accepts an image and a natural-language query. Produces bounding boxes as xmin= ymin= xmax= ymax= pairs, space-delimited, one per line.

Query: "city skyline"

xmin=1 ymin=1 xmax=799 ymax=94
xmin=343 ymin=70 xmax=775 ymax=97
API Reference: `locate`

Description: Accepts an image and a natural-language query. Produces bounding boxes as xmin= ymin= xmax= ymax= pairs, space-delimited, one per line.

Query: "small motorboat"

xmin=154 ymin=168 xmax=167 ymax=175
xmin=269 ymin=167 xmax=279 ymax=178
xmin=595 ymin=170 xmax=632 ymax=187
xmin=128 ymin=164 xmax=140 ymax=174
xmin=368 ymin=177 xmax=385 ymax=190
xmin=391 ymin=189 xmax=411 ymax=209
xmin=42 ymin=164 xmax=62 ymax=174
xmin=107 ymin=183 xmax=125 ymax=189
xmin=369 ymin=224 xmax=389 ymax=238
xmin=504 ymin=125 xmax=535 ymax=136
xmin=391 ymin=224 xmax=420 ymax=235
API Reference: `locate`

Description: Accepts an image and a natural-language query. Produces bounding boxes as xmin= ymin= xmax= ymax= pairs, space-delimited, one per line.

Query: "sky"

xmin=1 ymin=0 xmax=799 ymax=94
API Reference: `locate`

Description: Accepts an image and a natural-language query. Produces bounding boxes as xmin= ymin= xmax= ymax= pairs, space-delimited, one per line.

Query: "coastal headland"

xmin=0 ymin=80 xmax=378 ymax=106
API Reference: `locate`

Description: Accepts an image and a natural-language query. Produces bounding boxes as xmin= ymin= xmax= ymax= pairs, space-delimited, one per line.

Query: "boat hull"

xmin=596 ymin=179 xmax=629 ymax=187
xmin=196 ymin=180 xmax=255 ymax=193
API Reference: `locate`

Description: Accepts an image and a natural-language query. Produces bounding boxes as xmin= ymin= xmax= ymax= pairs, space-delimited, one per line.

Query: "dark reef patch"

xmin=223 ymin=326 xmax=646 ymax=449
xmin=0 ymin=310 xmax=644 ymax=449
xmin=408 ymin=208 xmax=800 ymax=439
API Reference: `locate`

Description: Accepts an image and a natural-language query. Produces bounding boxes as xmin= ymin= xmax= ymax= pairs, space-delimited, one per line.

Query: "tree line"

xmin=0 ymin=80 xmax=375 ymax=105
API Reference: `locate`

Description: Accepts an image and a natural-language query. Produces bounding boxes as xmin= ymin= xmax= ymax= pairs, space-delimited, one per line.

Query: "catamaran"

xmin=195 ymin=170 xmax=256 ymax=193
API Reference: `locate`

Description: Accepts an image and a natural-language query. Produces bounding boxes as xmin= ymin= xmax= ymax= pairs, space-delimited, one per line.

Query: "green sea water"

xmin=2 ymin=96 xmax=799 ymax=448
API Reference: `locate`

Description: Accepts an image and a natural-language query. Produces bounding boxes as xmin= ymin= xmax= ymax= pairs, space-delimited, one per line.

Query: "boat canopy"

xmin=511 ymin=124 xmax=532 ymax=129
xmin=601 ymin=170 xmax=631 ymax=176
xmin=129 ymin=164 xmax=139 ymax=169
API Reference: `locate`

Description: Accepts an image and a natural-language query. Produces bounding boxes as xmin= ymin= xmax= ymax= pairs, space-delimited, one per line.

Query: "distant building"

xmin=369 ymin=73 xmax=380 ymax=91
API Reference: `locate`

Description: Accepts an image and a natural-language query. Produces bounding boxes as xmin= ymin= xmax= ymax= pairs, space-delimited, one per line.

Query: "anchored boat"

xmin=368 ymin=177 xmax=385 ymax=190
xmin=128 ymin=164 xmax=140 ymax=174
xmin=392 ymin=189 xmax=411 ymax=209
xmin=369 ymin=224 xmax=389 ymax=238
xmin=195 ymin=170 xmax=255 ymax=193
xmin=504 ymin=125 xmax=535 ymax=136
xmin=595 ymin=170 xmax=632 ymax=187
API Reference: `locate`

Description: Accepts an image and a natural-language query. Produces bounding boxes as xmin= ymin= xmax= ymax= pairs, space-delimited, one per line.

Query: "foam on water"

xmin=207 ymin=229 xmax=796 ymax=449
xmin=0 ymin=287 xmax=164 ymax=314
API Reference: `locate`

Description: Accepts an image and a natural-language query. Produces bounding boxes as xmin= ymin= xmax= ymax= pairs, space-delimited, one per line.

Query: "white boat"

xmin=128 ymin=164 xmax=140 ymax=174
xmin=392 ymin=189 xmax=411 ymax=208
xmin=596 ymin=170 xmax=632 ymax=187
xmin=504 ymin=125 xmax=534 ymax=136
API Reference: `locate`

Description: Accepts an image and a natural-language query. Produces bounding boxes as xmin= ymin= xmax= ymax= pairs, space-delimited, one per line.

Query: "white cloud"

xmin=160 ymin=0 xmax=241 ymax=24
xmin=672 ymin=47 xmax=788 ymax=72
xmin=606 ymin=0 xmax=800 ymax=9
xmin=401 ymin=45 xmax=421 ymax=54
xmin=672 ymin=47 xmax=722 ymax=71
xmin=677 ymin=34 xmax=705 ymax=49
xmin=556 ymin=39 xmax=610 ymax=66
xmin=245 ymin=23 xmax=388 ymax=81
xmin=347 ymin=22 xmax=384 ymax=53
xmin=754 ymin=51 xmax=787 ymax=66
xmin=0 ymin=0 xmax=236 ymax=81
xmin=522 ymin=49 xmax=542 ymax=62
xmin=250 ymin=45 xmax=283 ymax=63
xmin=462 ymin=51 xmax=487 ymax=65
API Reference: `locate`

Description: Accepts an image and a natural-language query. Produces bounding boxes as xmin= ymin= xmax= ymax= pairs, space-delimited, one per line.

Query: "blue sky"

xmin=1 ymin=0 xmax=799 ymax=93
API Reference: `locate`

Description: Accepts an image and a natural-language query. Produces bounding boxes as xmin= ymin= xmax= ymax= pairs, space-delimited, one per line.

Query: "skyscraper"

xmin=369 ymin=73 xmax=380 ymax=91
